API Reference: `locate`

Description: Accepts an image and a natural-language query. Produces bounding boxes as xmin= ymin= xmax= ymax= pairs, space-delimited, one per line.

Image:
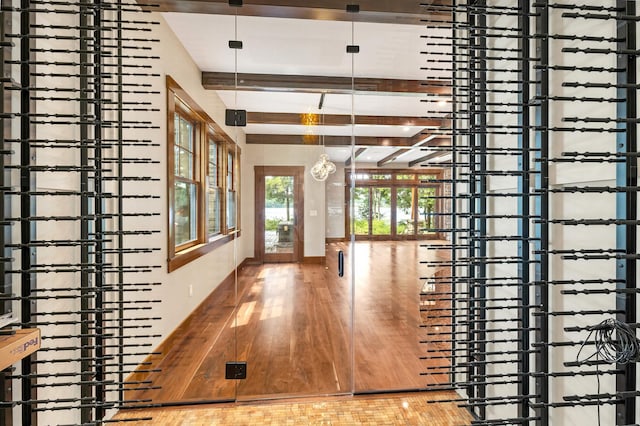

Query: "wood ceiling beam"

xmin=408 ymin=150 xmax=451 ymax=167
xmin=374 ymin=131 xmax=441 ymax=166
xmin=374 ymin=135 xmax=450 ymax=167
xmin=423 ymin=137 xmax=451 ymax=148
xmin=247 ymin=135 xmax=408 ymax=146
xmin=138 ymin=0 xmax=452 ymax=25
xmin=246 ymin=134 xmax=451 ymax=147
xmin=377 ymin=149 xmax=410 ymax=167
xmin=345 ymin=147 xmax=367 ymax=167
xmin=409 ymin=131 xmax=438 ymax=146
xmin=247 ymin=112 xmax=444 ymax=128
xmin=203 ymin=72 xmax=451 ymax=95
xmin=408 ymin=152 xmax=441 ymax=167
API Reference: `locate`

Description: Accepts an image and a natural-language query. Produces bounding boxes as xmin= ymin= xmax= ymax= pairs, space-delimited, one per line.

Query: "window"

xmin=173 ymin=108 xmax=199 ymax=249
xmin=396 ymin=174 xmax=415 ymax=180
xmin=226 ymin=149 xmax=237 ymax=230
xmin=207 ymin=135 xmax=221 ymax=237
xmin=347 ymin=169 xmax=442 ymax=240
xmin=167 ymin=76 xmax=241 ymax=272
xmin=369 ymin=174 xmax=392 ymax=180
xmin=419 ymin=174 xmax=437 ymax=182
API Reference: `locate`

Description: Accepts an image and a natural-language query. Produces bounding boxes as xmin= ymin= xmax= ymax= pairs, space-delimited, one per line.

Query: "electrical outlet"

xmin=189 ymin=284 xmax=193 ymax=297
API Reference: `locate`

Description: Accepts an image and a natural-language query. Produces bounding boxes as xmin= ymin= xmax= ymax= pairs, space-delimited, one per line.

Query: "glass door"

xmin=255 ymin=167 xmax=303 ymax=263
xmin=234 ymin=12 xmax=354 ymax=401
xmin=346 ymin=19 xmax=445 ymax=394
xmin=417 ymin=186 xmax=438 ymax=238
xmin=129 ymin=1 xmax=456 ymax=409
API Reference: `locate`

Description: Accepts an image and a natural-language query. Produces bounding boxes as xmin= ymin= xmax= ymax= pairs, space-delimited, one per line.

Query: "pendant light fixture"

xmin=310 ymin=93 xmax=336 ymax=181
xmin=311 ymin=153 xmax=337 ymax=181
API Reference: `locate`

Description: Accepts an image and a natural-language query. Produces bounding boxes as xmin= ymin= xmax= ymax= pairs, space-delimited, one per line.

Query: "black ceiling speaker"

xmin=226 ymin=109 xmax=247 ymax=127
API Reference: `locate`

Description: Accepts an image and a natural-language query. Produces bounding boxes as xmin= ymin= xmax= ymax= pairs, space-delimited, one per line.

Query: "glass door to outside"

xmin=255 ymin=167 xmax=303 ymax=263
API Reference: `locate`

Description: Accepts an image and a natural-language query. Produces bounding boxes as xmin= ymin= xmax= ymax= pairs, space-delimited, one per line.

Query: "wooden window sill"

xmin=168 ymin=230 xmax=241 ymax=272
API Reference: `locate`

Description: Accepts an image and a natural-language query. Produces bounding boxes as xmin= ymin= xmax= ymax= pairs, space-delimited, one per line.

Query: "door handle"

xmin=338 ymin=250 xmax=344 ymax=277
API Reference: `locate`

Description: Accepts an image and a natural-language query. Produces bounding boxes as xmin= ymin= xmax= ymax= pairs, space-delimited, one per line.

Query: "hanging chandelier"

xmin=310 ymin=153 xmax=336 ymax=181
xmin=309 ymin=93 xmax=336 ymax=181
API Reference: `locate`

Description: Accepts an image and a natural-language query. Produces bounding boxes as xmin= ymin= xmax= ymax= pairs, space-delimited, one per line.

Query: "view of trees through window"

xmin=353 ymin=188 xmax=392 ymax=235
xmin=350 ymin=172 xmax=439 ymax=238
xmin=417 ymin=187 xmax=437 ymax=235
xmin=174 ymin=114 xmax=197 ymax=246
xmin=265 ymin=176 xmax=294 ymax=230
xmin=264 ymin=175 xmax=295 ymax=254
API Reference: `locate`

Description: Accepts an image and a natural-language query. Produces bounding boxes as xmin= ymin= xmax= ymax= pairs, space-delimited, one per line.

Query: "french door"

xmin=233 ymin=11 xmax=355 ymax=400
xmin=254 ymin=166 xmax=304 ymax=263
xmin=348 ymin=170 xmax=444 ymax=240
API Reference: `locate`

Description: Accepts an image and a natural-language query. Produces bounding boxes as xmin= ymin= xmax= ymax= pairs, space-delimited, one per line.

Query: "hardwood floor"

xmin=125 ymin=241 xmax=452 ymax=406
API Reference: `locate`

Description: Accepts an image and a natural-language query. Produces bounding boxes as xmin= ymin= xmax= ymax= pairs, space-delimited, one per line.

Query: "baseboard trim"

xmin=241 ymin=257 xmax=261 ymax=266
xmin=326 ymin=237 xmax=347 ymax=243
xmin=303 ymin=256 xmax=326 ymax=264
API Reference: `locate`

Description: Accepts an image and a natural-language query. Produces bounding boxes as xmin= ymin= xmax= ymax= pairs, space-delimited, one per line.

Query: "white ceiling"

xmin=163 ymin=12 xmax=451 ymax=166
xmin=215 ymin=91 xmax=448 ymax=118
xmin=163 ymin=13 xmax=451 ymax=80
xmin=328 ymin=146 xmax=447 ymax=165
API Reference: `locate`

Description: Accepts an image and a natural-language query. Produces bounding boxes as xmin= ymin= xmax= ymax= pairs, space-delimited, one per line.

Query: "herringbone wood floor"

xmin=115 ymin=391 xmax=472 ymax=425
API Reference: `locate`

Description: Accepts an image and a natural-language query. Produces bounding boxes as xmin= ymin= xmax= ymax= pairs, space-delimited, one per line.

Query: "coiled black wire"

xmin=576 ymin=318 xmax=640 ymax=426
xmin=577 ymin=318 xmax=640 ymax=365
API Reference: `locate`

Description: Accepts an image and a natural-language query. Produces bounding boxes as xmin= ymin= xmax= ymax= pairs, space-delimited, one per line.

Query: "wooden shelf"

xmin=0 ymin=328 xmax=41 ymax=371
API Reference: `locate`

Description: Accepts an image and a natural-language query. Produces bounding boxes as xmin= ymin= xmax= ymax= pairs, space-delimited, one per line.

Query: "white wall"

xmin=124 ymin=12 xmax=238 ymax=340
xmin=128 ymin=12 xmax=249 ymax=345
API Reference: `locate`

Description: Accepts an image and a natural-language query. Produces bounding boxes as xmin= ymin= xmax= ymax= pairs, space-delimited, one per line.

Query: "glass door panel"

xmin=264 ymin=176 xmax=294 ymax=258
xmin=396 ymin=188 xmax=416 ymax=236
xmin=350 ymin=20 xmax=438 ymax=394
xmin=371 ymin=188 xmax=391 ymax=236
xmin=235 ymin=14 xmax=353 ymax=401
xmin=418 ymin=187 xmax=437 ymax=237
xmin=353 ymin=187 xmax=370 ymax=235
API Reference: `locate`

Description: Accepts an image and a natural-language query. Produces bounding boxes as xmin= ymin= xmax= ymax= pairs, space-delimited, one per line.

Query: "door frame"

xmin=254 ymin=166 xmax=304 ymax=263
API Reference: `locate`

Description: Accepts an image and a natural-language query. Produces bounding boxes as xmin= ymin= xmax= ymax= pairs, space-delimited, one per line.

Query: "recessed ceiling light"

xmin=437 ymin=99 xmax=448 ymax=107
xmin=403 ymin=126 xmax=411 ymax=132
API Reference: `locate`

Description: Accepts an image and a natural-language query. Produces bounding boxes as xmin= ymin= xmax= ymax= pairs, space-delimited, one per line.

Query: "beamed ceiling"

xmin=156 ymin=0 xmax=453 ymax=167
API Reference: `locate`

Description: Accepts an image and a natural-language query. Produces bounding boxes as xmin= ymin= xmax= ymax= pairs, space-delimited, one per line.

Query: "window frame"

xmin=167 ymin=76 xmax=241 ymax=272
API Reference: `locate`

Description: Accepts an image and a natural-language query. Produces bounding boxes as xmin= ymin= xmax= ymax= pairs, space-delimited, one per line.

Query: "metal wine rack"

xmin=0 ymin=0 xmax=161 ymax=424
xmin=419 ymin=1 xmax=639 ymax=425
